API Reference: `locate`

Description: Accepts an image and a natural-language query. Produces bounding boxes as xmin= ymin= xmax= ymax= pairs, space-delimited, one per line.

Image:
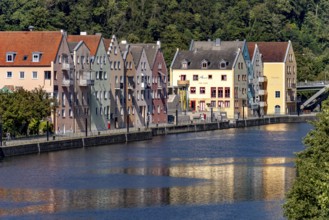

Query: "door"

xmin=275 ymin=105 xmax=281 ymax=114
xmin=190 ymin=100 xmax=196 ymax=111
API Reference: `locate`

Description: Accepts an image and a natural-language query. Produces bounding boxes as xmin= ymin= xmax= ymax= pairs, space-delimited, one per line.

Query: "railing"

xmin=258 ymin=89 xmax=267 ymax=96
xmin=62 ymin=78 xmax=73 ymax=86
xmin=177 ymin=80 xmax=190 ymax=86
xmin=259 ymin=101 xmax=267 ymax=107
xmin=62 ymin=63 xmax=71 ymax=70
xmin=258 ymin=76 xmax=267 ymax=83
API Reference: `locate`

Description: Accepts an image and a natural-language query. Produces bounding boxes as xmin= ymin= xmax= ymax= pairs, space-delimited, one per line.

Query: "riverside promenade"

xmin=0 ymin=114 xmax=316 ymax=158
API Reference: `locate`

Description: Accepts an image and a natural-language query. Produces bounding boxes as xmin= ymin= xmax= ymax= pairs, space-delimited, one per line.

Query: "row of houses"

xmin=0 ymin=31 xmax=168 ymax=133
xmin=170 ymin=39 xmax=297 ymax=119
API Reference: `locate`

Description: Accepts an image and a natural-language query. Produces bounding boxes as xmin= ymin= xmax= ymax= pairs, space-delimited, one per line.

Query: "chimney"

xmin=80 ymin=32 xmax=87 ymax=36
xmin=28 ymin=26 xmax=34 ymax=31
xmin=156 ymin=40 xmax=161 ymax=48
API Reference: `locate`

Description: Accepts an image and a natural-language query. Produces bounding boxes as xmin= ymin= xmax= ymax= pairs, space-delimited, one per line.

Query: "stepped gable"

xmin=0 ymin=31 xmax=63 ymax=67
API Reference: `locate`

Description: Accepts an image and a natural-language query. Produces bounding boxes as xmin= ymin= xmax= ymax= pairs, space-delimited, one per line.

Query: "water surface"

xmin=0 ymin=123 xmax=312 ymax=219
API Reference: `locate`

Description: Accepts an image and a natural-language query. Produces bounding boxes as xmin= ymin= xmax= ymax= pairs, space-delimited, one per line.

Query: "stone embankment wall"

xmin=0 ymin=116 xmax=315 ymax=158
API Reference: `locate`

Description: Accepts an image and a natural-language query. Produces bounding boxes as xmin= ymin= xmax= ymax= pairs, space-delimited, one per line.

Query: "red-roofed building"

xmin=249 ymin=41 xmax=297 ymax=115
xmin=0 ymin=30 xmax=77 ymax=134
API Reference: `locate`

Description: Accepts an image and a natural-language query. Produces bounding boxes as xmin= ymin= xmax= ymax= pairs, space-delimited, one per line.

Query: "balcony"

xmin=62 ymin=78 xmax=73 ymax=87
xmin=286 ymin=96 xmax=295 ymax=102
xmin=79 ymin=72 xmax=94 ymax=86
xmin=258 ymin=76 xmax=267 ymax=83
xmin=177 ymin=80 xmax=190 ymax=87
xmin=258 ymin=89 xmax=267 ymax=96
xmin=251 ymin=103 xmax=259 ymax=110
xmin=128 ymin=83 xmax=135 ymax=90
xmin=287 ymin=83 xmax=296 ymax=89
xmin=62 ymin=63 xmax=71 ymax=71
xmin=259 ymin=101 xmax=267 ymax=107
xmin=115 ymin=82 xmax=123 ymax=90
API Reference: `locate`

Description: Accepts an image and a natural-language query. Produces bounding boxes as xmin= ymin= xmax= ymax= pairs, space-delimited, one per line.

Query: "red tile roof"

xmin=251 ymin=42 xmax=289 ymax=62
xmin=103 ymin=38 xmax=112 ymax=51
xmin=67 ymin=35 xmax=102 ymax=56
xmin=247 ymin=42 xmax=256 ymax=60
xmin=0 ymin=31 xmax=63 ymax=67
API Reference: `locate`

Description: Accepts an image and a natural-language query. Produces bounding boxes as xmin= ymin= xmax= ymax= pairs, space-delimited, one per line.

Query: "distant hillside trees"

xmin=0 ymin=0 xmax=329 ymax=81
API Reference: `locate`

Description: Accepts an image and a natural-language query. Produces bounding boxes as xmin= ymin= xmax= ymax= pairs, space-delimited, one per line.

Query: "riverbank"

xmin=0 ymin=114 xmax=316 ymax=158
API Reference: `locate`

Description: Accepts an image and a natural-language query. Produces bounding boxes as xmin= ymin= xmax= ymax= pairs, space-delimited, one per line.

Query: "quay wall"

xmin=0 ymin=115 xmax=316 ymax=158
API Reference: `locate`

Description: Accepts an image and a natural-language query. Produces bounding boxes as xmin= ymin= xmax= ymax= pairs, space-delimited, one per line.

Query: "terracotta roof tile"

xmin=251 ymin=42 xmax=289 ymax=62
xmin=0 ymin=31 xmax=63 ymax=67
xmin=247 ymin=42 xmax=256 ymax=60
xmin=67 ymin=35 xmax=102 ymax=56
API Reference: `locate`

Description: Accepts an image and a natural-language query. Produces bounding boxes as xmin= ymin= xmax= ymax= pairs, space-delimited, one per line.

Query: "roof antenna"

xmin=28 ymin=25 xmax=34 ymax=31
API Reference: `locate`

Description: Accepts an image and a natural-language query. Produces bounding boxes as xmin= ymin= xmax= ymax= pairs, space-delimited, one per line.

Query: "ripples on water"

xmin=0 ymin=123 xmax=312 ymax=219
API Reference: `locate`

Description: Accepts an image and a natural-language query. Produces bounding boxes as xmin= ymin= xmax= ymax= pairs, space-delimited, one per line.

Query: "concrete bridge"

xmin=297 ymin=81 xmax=329 ymax=110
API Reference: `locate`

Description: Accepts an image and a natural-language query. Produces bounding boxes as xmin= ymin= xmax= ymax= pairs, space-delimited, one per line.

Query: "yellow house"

xmin=170 ymin=43 xmax=248 ymax=119
xmin=254 ymin=41 xmax=297 ymax=115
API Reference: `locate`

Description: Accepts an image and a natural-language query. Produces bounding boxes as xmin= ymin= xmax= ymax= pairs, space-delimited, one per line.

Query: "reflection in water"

xmin=0 ymin=157 xmax=295 ymax=217
xmin=0 ymin=123 xmax=312 ymax=219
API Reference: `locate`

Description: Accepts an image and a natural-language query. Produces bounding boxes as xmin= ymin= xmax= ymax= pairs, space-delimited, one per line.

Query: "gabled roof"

xmin=103 ymin=38 xmax=112 ymax=51
xmin=247 ymin=43 xmax=256 ymax=61
xmin=250 ymin=42 xmax=289 ymax=62
xmin=67 ymin=35 xmax=101 ymax=56
xmin=171 ymin=48 xmax=239 ymax=70
xmin=0 ymin=31 xmax=63 ymax=67
xmin=130 ymin=45 xmax=144 ymax=67
xmin=132 ymin=43 xmax=160 ymax=68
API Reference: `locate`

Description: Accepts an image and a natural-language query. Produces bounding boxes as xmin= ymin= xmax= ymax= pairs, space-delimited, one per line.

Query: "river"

xmin=0 ymin=123 xmax=312 ymax=219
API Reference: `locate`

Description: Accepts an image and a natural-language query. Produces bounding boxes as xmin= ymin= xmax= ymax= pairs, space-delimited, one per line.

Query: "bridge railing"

xmin=297 ymin=81 xmax=329 ymax=87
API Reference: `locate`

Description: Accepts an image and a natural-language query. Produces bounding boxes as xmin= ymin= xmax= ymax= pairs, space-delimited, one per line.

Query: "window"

xmin=44 ymin=71 xmax=51 ymax=80
xmin=218 ymin=87 xmax=223 ymax=98
xmin=211 ymin=87 xmax=216 ymax=98
xmin=110 ymin=61 xmax=113 ymax=69
xmin=193 ymin=75 xmax=198 ymax=81
xmin=211 ymin=101 xmax=216 ymax=107
xmin=118 ymin=61 xmax=121 ymax=70
xmin=218 ymin=101 xmax=223 ymax=108
xmin=220 ymin=61 xmax=226 ymax=69
xmin=224 ymin=101 xmax=230 ymax=108
xmin=6 ymin=53 xmax=15 ymax=62
xmin=6 ymin=71 xmax=12 ymax=78
xmin=69 ymin=109 xmax=73 ymax=117
xmin=190 ymin=87 xmax=196 ymax=94
xmin=201 ymin=60 xmax=208 ymax=69
xmin=221 ymin=75 xmax=227 ymax=81
xmin=182 ymin=61 xmax=188 ymax=69
xmin=208 ymin=75 xmax=212 ymax=79
xmin=32 ymin=71 xmax=38 ymax=79
xmin=225 ymin=87 xmax=230 ymax=98
xmin=158 ymin=63 xmax=162 ymax=69
xmin=275 ymin=91 xmax=280 ymax=98
xmin=157 ymin=105 xmax=160 ymax=114
xmin=32 ymin=53 xmax=40 ymax=62
xmin=20 ymin=71 xmax=25 ymax=79
xmin=200 ymin=87 xmax=205 ymax=94
xmin=180 ymin=75 xmax=186 ymax=80
xmin=62 ymin=109 xmax=66 ymax=118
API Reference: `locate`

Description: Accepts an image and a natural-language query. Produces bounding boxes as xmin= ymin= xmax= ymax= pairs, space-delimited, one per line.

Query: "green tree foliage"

xmin=0 ymin=0 xmax=329 ymax=80
xmin=0 ymin=87 xmax=53 ymax=136
xmin=284 ymin=99 xmax=329 ymax=219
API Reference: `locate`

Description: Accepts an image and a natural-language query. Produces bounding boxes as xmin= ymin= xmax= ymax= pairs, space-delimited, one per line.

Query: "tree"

xmin=284 ymin=99 xmax=329 ymax=219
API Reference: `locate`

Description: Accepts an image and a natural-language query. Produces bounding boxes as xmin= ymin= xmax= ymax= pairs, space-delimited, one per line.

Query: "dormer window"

xmin=6 ymin=52 xmax=16 ymax=62
xmin=220 ymin=60 xmax=227 ymax=69
xmin=201 ymin=60 xmax=209 ymax=69
xmin=32 ymin=52 xmax=41 ymax=62
xmin=182 ymin=60 xmax=188 ymax=69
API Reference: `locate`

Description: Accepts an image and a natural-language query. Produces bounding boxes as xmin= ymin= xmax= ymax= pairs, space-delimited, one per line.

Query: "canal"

xmin=0 ymin=123 xmax=312 ymax=219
